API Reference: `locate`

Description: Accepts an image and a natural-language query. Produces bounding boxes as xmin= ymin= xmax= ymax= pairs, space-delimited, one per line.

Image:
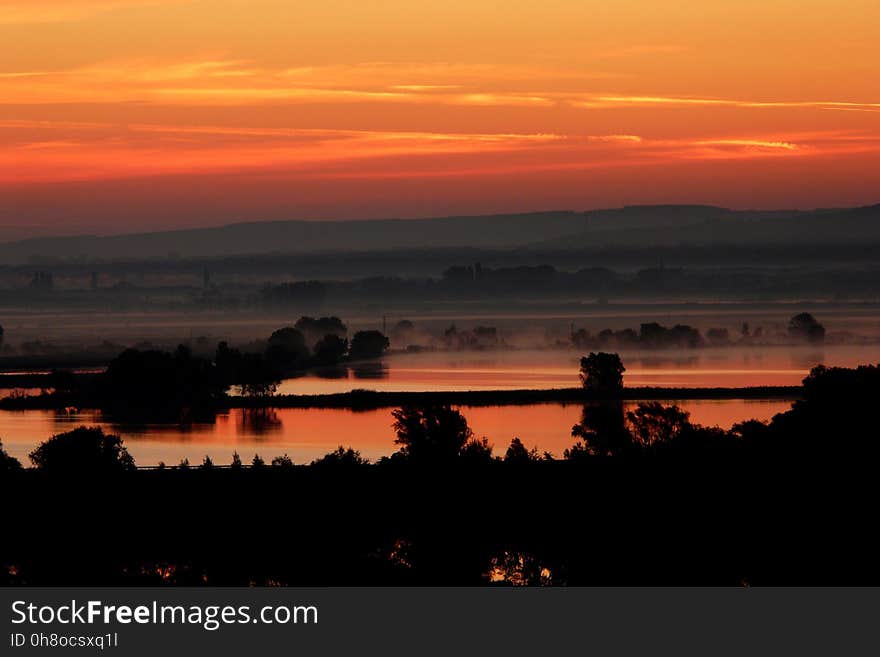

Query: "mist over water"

xmin=271 ymin=344 xmax=877 ymax=394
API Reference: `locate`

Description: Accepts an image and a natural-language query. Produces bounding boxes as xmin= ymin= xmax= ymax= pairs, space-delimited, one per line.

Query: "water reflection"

xmin=269 ymin=344 xmax=878 ymax=395
xmin=0 ymin=399 xmax=794 ymax=467
xmin=350 ymin=362 xmax=389 ymax=380
xmin=239 ymin=408 xmax=282 ymax=435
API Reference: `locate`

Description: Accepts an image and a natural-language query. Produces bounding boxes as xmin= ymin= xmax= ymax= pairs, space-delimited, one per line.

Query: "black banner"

xmin=1 ymin=588 xmax=876 ymax=655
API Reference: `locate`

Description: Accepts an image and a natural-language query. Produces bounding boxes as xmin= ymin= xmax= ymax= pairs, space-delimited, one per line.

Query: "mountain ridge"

xmin=2 ymin=204 xmax=878 ymax=264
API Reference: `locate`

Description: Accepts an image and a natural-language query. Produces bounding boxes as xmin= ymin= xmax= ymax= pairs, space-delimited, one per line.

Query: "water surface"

xmin=0 ymin=399 xmax=792 ymax=466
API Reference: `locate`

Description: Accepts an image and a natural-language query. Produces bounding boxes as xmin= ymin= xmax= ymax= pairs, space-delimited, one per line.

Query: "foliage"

xmin=392 ymin=406 xmax=474 ymax=462
xmin=28 ymin=426 xmax=135 ymax=473
xmin=579 ymin=352 xmax=625 ymax=395
xmin=350 ymin=330 xmax=390 ymax=360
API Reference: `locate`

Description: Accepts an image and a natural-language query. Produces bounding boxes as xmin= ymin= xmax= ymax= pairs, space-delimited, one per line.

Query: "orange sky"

xmin=1 ymin=0 xmax=879 ymax=239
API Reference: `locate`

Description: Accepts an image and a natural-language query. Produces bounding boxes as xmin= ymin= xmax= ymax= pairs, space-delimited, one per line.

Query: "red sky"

xmin=1 ymin=0 xmax=879 ymax=239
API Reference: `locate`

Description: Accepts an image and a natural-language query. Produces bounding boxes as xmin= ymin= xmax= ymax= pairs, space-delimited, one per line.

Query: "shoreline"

xmin=230 ymin=386 xmax=802 ymax=409
xmin=0 ymin=385 xmax=803 ymax=412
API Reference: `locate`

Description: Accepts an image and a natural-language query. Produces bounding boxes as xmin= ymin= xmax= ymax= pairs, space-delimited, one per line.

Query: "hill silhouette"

xmin=529 ymin=203 xmax=880 ymax=249
xmin=1 ymin=204 xmax=879 ymax=264
xmin=0 ymin=211 xmax=581 ymax=264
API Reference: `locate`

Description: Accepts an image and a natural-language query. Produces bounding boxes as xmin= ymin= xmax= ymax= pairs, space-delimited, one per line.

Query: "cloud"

xmin=696 ymin=139 xmax=798 ymax=151
xmin=6 ymin=114 xmax=873 ymax=186
xmin=571 ymin=95 xmax=880 ymax=112
xmin=0 ymin=58 xmax=612 ymax=107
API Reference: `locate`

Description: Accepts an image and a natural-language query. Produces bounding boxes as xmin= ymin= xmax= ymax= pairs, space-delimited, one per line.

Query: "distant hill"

xmin=0 ymin=212 xmax=583 ymax=264
xmin=528 ymin=204 xmax=880 ymax=249
xmin=1 ymin=204 xmax=878 ymax=264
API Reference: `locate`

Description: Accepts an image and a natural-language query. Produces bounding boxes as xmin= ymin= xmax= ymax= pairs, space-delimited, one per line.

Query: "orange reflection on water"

xmin=0 ymin=399 xmax=792 ymax=467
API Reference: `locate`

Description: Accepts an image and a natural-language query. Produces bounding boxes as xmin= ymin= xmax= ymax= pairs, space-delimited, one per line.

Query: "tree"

xmin=392 ymin=406 xmax=474 ymax=462
xmin=569 ymin=401 xmax=630 ymax=457
xmin=29 ymin=426 xmax=135 ymax=473
xmin=294 ymin=316 xmax=347 ymax=344
xmin=237 ymin=353 xmax=281 ymax=398
xmin=349 ymin=330 xmax=390 ymax=360
xmin=626 ymin=402 xmax=691 ymax=448
xmin=788 ymin=312 xmax=825 ymax=343
xmin=504 ymin=437 xmax=541 ymax=464
xmin=230 ymin=451 xmax=243 ymax=469
xmin=313 ymin=334 xmax=348 ymax=365
xmin=311 ymin=446 xmax=369 ymax=468
xmin=266 ymin=327 xmax=309 ymax=368
xmin=460 ymin=437 xmax=494 ymax=464
xmin=0 ymin=440 xmax=22 ymax=472
xmin=49 ymin=369 xmax=78 ymax=396
xmin=579 ymin=352 xmax=625 ymax=395
xmin=271 ymin=454 xmax=294 ymax=468
xmin=100 ymin=346 xmax=224 ymax=416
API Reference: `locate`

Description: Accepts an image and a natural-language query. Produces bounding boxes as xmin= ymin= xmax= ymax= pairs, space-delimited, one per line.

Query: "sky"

xmin=1 ymin=0 xmax=879 ymax=239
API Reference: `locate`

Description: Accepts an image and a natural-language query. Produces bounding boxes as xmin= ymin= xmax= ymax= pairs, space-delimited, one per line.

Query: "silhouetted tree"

xmin=200 ymin=455 xmax=214 ymax=470
xmin=579 ymin=352 xmax=625 ymax=395
xmin=266 ymin=326 xmax=309 ymax=369
xmin=0 ymin=440 xmax=21 ymax=472
xmin=29 ymin=426 xmax=135 ymax=473
xmin=460 ymin=437 xmax=494 ymax=464
xmin=392 ymin=406 xmax=474 ymax=462
xmin=251 ymin=454 xmax=265 ymax=468
xmin=788 ymin=312 xmax=825 ymax=343
xmin=311 ymin=446 xmax=369 ymax=468
xmin=49 ymin=369 xmax=77 ymax=397
xmin=639 ymin=322 xmax=702 ymax=348
xmin=100 ymin=346 xmax=225 ymax=416
xmin=295 ymin=316 xmax=347 ymax=344
xmin=569 ymin=401 xmax=630 ymax=457
xmin=237 ymin=353 xmax=281 ymax=398
xmin=271 ymin=454 xmax=294 ymax=468
xmin=350 ymin=330 xmax=390 ymax=360
xmin=626 ymin=402 xmax=691 ymax=448
xmin=313 ymin=334 xmax=349 ymax=365
xmin=504 ymin=437 xmax=541 ymax=464
xmin=230 ymin=451 xmax=243 ymax=469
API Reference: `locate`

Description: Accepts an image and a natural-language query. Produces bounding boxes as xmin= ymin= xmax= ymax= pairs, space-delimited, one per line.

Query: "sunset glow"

xmin=2 ymin=0 xmax=879 ymax=237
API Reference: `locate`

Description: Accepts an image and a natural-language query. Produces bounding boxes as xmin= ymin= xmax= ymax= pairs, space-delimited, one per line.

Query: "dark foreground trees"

xmin=0 ymin=441 xmax=21 ymax=472
xmin=28 ymin=427 xmax=135 ymax=473
xmin=392 ymin=406 xmax=485 ymax=462
xmin=3 ymin=363 xmax=880 ymax=586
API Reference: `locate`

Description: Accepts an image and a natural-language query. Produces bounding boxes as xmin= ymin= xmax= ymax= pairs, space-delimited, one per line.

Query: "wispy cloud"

xmin=696 ymin=139 xmax=798 ymax=151
xmin=4 ymin=113 xmax=875 ymax=185
xmin=571 ymin=95 xmax=880 ymax=112
xmin=0 ymin=58 xmax=607 ymax=107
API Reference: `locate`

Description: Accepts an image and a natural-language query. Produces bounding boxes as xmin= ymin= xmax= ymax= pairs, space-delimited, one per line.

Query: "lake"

xmin=272 ymin=344 xmax=878 ymax=394
xmin=0 ymin=399 xmax=793 ymax=466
